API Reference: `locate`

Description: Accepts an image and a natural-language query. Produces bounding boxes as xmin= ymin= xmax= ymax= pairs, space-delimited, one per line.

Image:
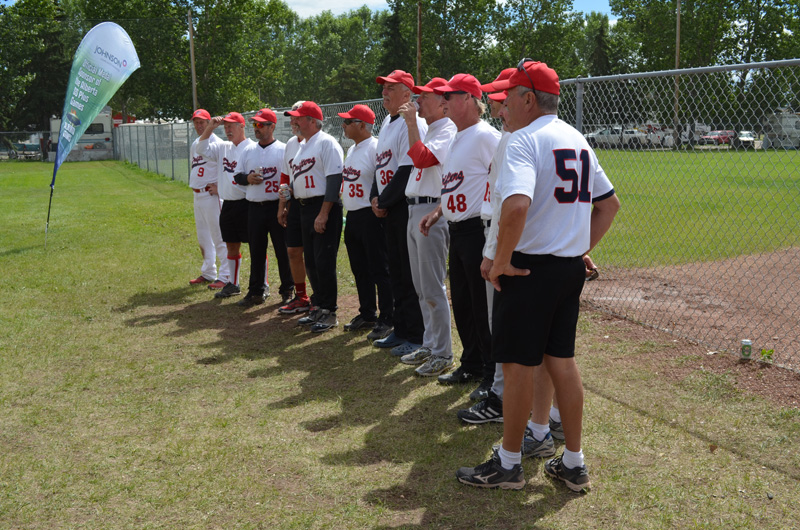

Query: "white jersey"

xmin=342 ymin=137 xmax=378 ymax=211
xmin=440 ymin=120 xmax=501 ymax=222
xmin=282 ymin=135 xmax=302 ymax=181
xmin=483 ymin=131 xmax=512 ymax=260
xmin=497 ymin=114 xmax=615 ymax=257
xmin=290 ymin=130 xmax=344 ymax=199
xmin=190 ymin=133 xmax=220 ymax=189
xmin=198 ymin=137 xmax=254 ymax=201
xmin=405 ymin=117 xmax=456 ymax=198
xmin=375 ymin=114 xmax=427 ymax=193
xmin=241 ymin=140 xmax=286 ymax=202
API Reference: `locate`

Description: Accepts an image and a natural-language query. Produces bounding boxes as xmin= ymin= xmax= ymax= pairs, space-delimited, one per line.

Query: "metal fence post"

xmin=575 ymin=77 xmax=584 ymax=134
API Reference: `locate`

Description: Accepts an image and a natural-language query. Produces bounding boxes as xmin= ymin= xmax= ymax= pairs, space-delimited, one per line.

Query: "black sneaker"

xmin=456 ymin=452 xmax=525 ymax=490
xmin=237 ymin=291 xmax=266 ymax=307
xmin=279 ymin=289 xmax=294 ymax=306
xmin=366 ymin=322 xmax=393 ymax=342
xmin=298 ymin=308 xmax=320 ymax=326
xmin=457 ymin=391 xmax=503 ymax=424
xmin=549 ymin=418 xmax=565 ymax=441
xmin=438 ymin=366 xmax=482 ymax=385
xmin=544 ymin=454 xmax=591 ymax=493
xmin=214 ymin=282 xmax=241 ymax=299
xmin=311 ymin=310 xmax=338 ymax=333
xmin=343 ymin=314 xmax=376 ymax=332
xmin=469 ymin=378 xmax=493 ymax=401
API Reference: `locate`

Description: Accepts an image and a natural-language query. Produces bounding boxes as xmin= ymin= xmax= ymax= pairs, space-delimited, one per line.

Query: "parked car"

xmin=586 ymin=126 xmax=647 ymax=148
xmin=733 ymin=130 xmax=756 ymax=149
xmin=699 ymin=130 xmax=736 ymax=145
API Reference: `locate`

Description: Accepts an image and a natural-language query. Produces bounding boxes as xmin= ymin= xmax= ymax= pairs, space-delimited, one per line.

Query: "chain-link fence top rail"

xmin=115 ymin=59 xmax=800 ymax=369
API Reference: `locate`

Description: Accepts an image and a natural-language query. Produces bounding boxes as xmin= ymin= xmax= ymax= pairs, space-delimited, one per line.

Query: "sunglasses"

xmin=442 ymin=91 xmax=467 ymax=101
xmin=252 ymin=121 xmax=273 ymax=129
xmin=517 ymin=57 xmax=536 ymax=90
xmin=342 ymin=119 xmax=362 ymax=125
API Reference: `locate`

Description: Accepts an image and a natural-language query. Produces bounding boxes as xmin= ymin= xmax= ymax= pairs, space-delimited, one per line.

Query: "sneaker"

xmin=415 ymin=355 xmax=454 ymax=377
xmin=390 ymin=342 xmax=420 ymax=358
xmin=469 ymin=378 xmax=493 ymax=401
xmin=373 ymin=331 xmax=404 ymax=349
xmin=214 ymin=282 xmax=241 ymax=298
xmin=521 ymin=428 xmax=556 ymax=458
xmin=437 ymin=366 xmax=482 ymax=385
xmin=311 ymin=310 xmax=337 ymax=333
xmin=549 ymin=418 xmax=565 ymax=441
xmin=544 ymin=454 xmax=591 ymax=493
xmin=457 ymin=391 xmax=503 ymax=424
xmin=366 ymin=322 xmax=393 ymax=342
xmin=279 ymin=290 xmax=294 ymax=305
xmin=399 ymin=346 xmax=431 ymax=365
xmin=189 ymin=275 xmax=212 ymax=285
xmin=278 ymin=296 xmax=311 ymax=314
xmin=344 ymin=315 xmax=377 ymax=332
xmin=456 ymin=452 xmax=525 ymax=490
xmin=298 ymin=308 xmax=320 ymax=326
xmin=237 ymin=291 xmax=266 ymax=307
xmin=208 ymin=279 xmax=226 ymax=290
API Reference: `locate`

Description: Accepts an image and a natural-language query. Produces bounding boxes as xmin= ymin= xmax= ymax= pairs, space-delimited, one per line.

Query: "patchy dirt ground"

xmin=582 ymin=248 xmax=800 ymax=371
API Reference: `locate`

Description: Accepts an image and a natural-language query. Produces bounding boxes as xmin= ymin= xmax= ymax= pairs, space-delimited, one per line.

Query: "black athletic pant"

xmin=385 ymin=202 xmax=424 ymax=344
xmin=247 ymin=200 xmax=293 ymax=297
xmin=448 ymin=217 xmax=492 ymax=377
xmin=299 ymin=197 xmax=342 ymax=312
xmin=344 ymin=207 xmax=393 ymax=323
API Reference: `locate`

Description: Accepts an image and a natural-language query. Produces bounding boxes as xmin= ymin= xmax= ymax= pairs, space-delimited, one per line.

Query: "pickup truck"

xmin=586 ymin=127 xmax=648 ymax=148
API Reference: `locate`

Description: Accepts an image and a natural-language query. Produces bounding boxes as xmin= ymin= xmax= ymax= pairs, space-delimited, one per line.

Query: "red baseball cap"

xmin=376 ymin=69 xmax=415 ymax=90
xmin=251 ymin=108 xmax=277 ymax=124
xmin=222 ymin=112 xmax=245 ymax=125
xmin=337 ymin=104 xmax=375 ymax=125
xmin=433 ymin=73 xmax=482 ymax=99
xmin=488 ymin=91 xmax=508 ymax=102
xmin=412 ymin=77 xmax=448 ymax=94
xmin=480 ymin=68 xmax=516 ymax=92
xmin=284 ymin=101 xmax=324 ymax=121
xmin=492 ymin=61 xmax=560 ymax=95
xmin=191 ymin=109 xmax=211 ymax=120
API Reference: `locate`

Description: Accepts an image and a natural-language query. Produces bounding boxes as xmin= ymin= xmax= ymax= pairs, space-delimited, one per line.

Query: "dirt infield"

xmin=583 ymin=248 xmax=800 ymax=371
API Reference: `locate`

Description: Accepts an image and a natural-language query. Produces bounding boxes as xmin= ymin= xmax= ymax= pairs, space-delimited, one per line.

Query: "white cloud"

xmin=285 ymin=0 xmax=390 ymax=18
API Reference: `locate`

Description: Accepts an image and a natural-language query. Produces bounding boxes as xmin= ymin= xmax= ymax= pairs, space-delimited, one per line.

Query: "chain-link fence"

xmin=114 ymin=59 xmax=800 ymax=370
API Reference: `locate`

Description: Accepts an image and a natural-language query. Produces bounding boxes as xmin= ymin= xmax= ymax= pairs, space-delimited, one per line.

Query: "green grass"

xmin=593 ymin=149 xmax=800 ymax=267
xmin=1 ymin=160 xmax=799 ymax=529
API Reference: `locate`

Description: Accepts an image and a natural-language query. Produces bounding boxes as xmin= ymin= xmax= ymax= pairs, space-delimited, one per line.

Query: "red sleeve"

xmin=408 ymin=140 xmax=439 ymax=168
xmin=280 ymin=173 xmax=290 ymax=185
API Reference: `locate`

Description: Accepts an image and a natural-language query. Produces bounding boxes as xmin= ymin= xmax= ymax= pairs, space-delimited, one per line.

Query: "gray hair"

xmin=312 ymin=117 xmax=323 ymax=129
xmin=516 ymin=86 xmax=559 ymax=113
xmin=365 ymin=122 xmax=374 ymax=133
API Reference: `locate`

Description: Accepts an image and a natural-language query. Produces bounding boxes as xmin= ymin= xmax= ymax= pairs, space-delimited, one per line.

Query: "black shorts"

xmin=285 ymin=197 xmax=303 ymax=248
xmin=219 ymin=199 xmax=249 ymax=243
xmin=491 ymin=252 xmax=585 ymax=366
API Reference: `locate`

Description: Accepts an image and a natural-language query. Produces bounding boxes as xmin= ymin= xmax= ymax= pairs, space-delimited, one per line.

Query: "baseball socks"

xmin=497 ymin=446 xmax=522 ymax=470
xmin=550 ymin=406 xmax=562 ymax=423
xmin=561 ymin=448 xmax=585 ymax=470
xmin=527 ymin=420 xmax=550 ymax=442
xmin=295 ymin=282 xmax=309 ymax=301
xmin=227 ymin=254 xmax=241 ymax=286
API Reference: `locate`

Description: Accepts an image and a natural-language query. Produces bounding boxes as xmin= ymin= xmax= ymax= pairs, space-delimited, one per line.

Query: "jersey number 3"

xmin=553 ymin=149 xmax=591 ymax=204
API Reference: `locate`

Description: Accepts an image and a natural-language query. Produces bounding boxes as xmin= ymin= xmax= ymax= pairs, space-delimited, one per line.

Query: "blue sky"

xmin=288 ymin=1 xmax=614 ymax=19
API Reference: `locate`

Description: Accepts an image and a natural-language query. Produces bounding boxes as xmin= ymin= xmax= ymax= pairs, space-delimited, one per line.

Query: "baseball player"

xmin=197 ymin=112 xmax=255 ymax=299
xmin=234 ymin=108 xmax=293 ymax=307
xmin=286 ymin=101 xmax=344 ymax=333
xmin=456 ymin=60 xmax=620 ymax=492
xmin=338 ymin=104 xmax=393 ymax=334
xmin=371 ymin=70 xmax=428 ymax=354
xmin=394 ymin=77 xmax=457 ymax=376
xmin=277 ymin=101 xmax=312 ymax=311
xmin=188 ymin=108 xmax=229 ymax=288
xmin=417 ymin=74 xmax=500 ymax=389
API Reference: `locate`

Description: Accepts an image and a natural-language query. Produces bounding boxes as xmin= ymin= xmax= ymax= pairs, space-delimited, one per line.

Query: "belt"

xmin=406 ymin=196 xmax=439 ymax=205
xmin=447 ymin=216 xmax=483 ymax=232
xmin=298 ymin=196 xmax=324 ymax=206
xmin=192 ymin=185 xmax=212 ymax=193
xmin=483 ymin=219 xmax=492 ymax=228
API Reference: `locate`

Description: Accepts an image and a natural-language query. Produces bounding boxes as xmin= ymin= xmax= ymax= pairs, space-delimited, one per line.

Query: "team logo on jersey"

xmin=222 ymin=157 xmax=237 ymax=173
xmin=376 ymin=149 xmax=393 ymax=169
xmin=441 ymin=170 xmax=465 ymax=193
xmin=191 ymin=155 xmax=206 ymax=169
xmin=260 ymin=166 xmax=278 ymax=179
xmin=292 ymin=156 xmax=316 ymax=179
xmin=342 ymin=165 xmax=361 ymax=182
